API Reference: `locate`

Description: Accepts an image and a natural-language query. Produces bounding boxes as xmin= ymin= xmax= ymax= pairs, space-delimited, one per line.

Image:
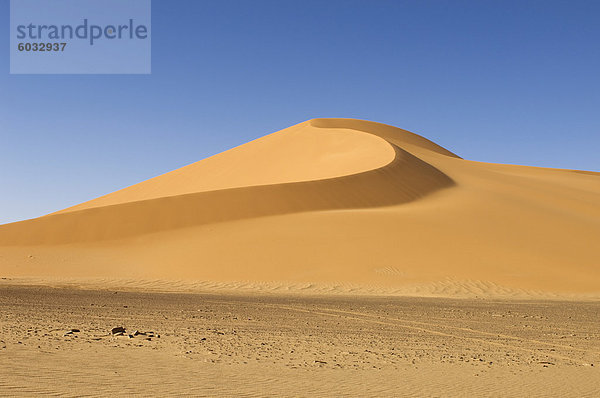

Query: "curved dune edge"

xmin=1 ymin=119 xmax=598 ymax=299
xmin=1 ymin=277 xmax=599 ymax=300
xmin=309 ymin=118 xmax=462 ymax=158
xmin=0 ymin=144 xmax=455 ymax=245
xmin=51 ymin=118 xmax=459 ymax=216
xmin=52 ymin=120 xmax=400 ymax=215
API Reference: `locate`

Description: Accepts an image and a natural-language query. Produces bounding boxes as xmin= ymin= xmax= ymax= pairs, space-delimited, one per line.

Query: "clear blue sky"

xmin=1 ymin=0 xmax=599 ymax=224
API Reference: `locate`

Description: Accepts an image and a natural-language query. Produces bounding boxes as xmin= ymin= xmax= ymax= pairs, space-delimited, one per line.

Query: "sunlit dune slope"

xmin=1 ymin=118 xmax=599 ymax=297
xmin=0 ymin=119 xmax=455 ymax=243
xmin=53 ymin=120 xmax=400 ymax=214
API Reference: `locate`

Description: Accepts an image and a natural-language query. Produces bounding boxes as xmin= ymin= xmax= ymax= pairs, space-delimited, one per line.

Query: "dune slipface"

xmin=0 ymin=119 xmax=599 ymax=297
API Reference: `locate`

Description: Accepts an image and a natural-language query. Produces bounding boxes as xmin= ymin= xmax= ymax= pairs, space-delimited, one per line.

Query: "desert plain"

xmin=1 ymin=285 xmax=599 ymax=397
xmin=1 ymin=119 xmax=599 ymax=396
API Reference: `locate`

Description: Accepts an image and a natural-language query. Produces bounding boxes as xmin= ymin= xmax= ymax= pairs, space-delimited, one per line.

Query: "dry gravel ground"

xmin=0 ymin=285 xmax=599 ymax=397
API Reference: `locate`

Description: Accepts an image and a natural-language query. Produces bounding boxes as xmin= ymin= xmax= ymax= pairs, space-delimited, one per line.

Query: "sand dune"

xmin=0 ymin=118 xmax=599 ymax=297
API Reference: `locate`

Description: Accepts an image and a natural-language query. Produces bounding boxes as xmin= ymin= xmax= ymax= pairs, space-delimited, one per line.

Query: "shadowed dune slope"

xmin=52 ymin=120 xmax=401 ymax=214
xmin=0 ymin=120 xmax=455 ymax=244
xmin=1 ymin=118 xmax=599 ymax=297
xmin=0 ymin=144 xmax=453 ymax=244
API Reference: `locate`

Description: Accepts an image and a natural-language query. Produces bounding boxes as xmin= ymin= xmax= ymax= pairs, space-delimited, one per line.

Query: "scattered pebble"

xmin=111 ymin=327 xmax=126 ymax=335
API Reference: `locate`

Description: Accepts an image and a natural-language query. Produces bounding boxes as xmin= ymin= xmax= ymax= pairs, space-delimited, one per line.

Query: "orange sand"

xmin=1 ymin=119 xmax=598 ymax=297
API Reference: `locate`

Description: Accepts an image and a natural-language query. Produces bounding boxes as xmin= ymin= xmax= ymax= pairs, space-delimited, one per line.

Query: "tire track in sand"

xmin=316 ymin=307 xmax=600 ymax=356
xmin=266 ymin=304 xmax=590 ymax=365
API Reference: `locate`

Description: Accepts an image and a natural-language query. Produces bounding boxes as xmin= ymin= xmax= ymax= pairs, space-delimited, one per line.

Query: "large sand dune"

xmin=1 ymin=119 xmax=599 ymax=297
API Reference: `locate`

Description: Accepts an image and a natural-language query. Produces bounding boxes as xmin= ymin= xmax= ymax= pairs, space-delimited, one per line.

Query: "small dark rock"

xmin=111 ymin=327 xmax=126 ymax=335
xmin=71 ymin=329 xmax=80 ymax=333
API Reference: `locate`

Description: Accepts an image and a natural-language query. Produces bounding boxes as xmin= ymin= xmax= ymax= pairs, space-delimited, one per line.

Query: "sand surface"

xmin=1 ymin=118 xmax=599 ymax=297
xmin=1 ymin=118 xmax=599 ymax=394
xmin=1 ymin=285 xmax=599 ymax=397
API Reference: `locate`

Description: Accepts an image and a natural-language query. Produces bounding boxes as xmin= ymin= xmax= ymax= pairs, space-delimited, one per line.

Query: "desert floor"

xmin=1 ymin=285 xmax=599 ymax=397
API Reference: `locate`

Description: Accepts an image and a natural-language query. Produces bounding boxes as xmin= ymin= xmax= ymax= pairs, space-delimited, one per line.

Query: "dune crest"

xmin=309 ymin=118 xmax=461 ymax=158
xmin=1 ymin=119 xmax=599 ymax=298
xmin=0 ymin=120 xmax=455 ymax=244
xmin=53 ymin=120 xmax=398 ymax=214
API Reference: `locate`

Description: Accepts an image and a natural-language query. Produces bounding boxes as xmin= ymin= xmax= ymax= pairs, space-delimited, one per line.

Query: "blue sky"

xmin=1 ymin=0 xmax=599 ymax=224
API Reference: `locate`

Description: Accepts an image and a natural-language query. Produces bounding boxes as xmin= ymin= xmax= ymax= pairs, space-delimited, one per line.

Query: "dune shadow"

xmin=0 ymin=143 xmax=456 ymax=245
